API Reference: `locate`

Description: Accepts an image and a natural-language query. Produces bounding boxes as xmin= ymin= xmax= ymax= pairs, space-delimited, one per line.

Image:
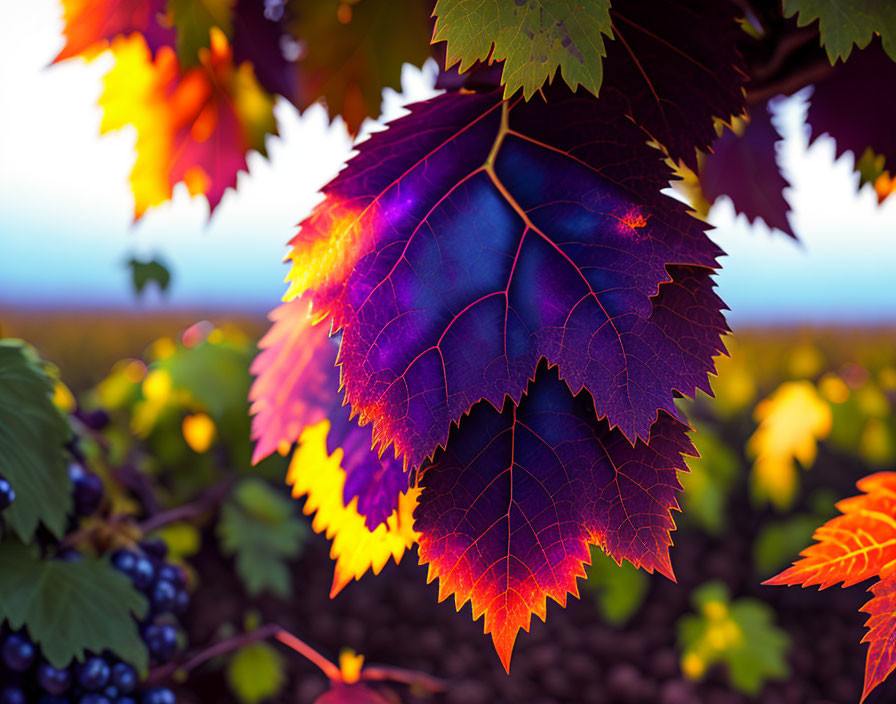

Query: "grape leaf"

xmin=169 ymin=0 xmax=234 ymax=65
xmin=54 ymin=0 xmax=175 ymax=62
xmin=765 ymin=472 xmax=896 ymax=701
xmin=286 ymin=421 xmax=419 ymax=598
xmin=432 ymin=0 xmax=614 ymax=100
xmin=217 ymin=478 xmax=308 ymax=598
xmin=127 ymin=256 xmax=171 ymax=295
xmin=315 ymin=683 xmax=393 ymax=704
xmin=700 ymin=105 xmax=795 ymax=238
xmin=0 ymin=340 xmax=73 ymax=542
xmin=433 ymin=0 xmax=747 ymax=168
xmin=783 ymin=0 xmax=896 ymax=63
xmin=601 ymin=0 xmax=747 ymax=169
xmin=746 ymin=380 xmax=831 ymax=511
xmin=807 ymin=40 xmax=896 ymax=175
xmin=249 ymin=300 xmax=407 ymax=529
xmin=415 ymin=365 xmax=693 ymax=670
xmin=227 ymin=641 xmax=285 ymax=704
xmin=231 ymin=0 xmax=297 ymax=103
xmin=288 ymin=0 xmax=433 ymax=134
xmin=99 ymin=30 xmax=276 ymax=218
xmin=585 ymin=546 xmax=649 ymax=627
xmin=0 ymin=541 xmax=148 ymax=671
xmin=680 ymin=423 xmax=739 ymax=535
xmin=284 ymin=87 xmax=726 ymax=469
xmin=678 ymin=581 xmax=789 ymax=695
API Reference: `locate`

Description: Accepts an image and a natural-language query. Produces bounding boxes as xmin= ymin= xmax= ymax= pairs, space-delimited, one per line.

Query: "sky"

xmin=1 ymin=0 xmax=894 ymax=324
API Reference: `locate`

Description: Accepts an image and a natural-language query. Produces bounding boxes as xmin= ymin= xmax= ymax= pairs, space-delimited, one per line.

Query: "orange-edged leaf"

xmin=99 ymin=29 xmax=276 ymax=218
xmin=861 ymin=565 xmax=896 ymax=702
xmin=415 ymin=364 xmax=692 ymax=671
xmin=54 ymin=0 xmax=175 ymax=62
xmin=765 ymin=472 xmax=896 ymax=590
xmin=287 ymin=420 xmax=419 ymax=598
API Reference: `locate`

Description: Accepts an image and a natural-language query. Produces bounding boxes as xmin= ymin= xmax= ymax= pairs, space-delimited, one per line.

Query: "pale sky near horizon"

xmin=1 ymin=0 xmax=894 ymax=324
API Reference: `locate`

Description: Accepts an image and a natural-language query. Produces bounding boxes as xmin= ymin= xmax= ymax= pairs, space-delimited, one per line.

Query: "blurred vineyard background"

xmin=2 ymin=304 xmax=894 ymax=704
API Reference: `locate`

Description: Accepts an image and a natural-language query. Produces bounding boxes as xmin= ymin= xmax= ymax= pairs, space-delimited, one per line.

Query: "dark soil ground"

xmin=177 ymin=442 xmax=895 ymax=704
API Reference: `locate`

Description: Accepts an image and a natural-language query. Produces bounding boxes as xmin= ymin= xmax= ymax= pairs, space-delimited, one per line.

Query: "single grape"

xmin=110 ymin=663 xmax=137 ymax=694
xmin=0 ymin=477 xmax=15 ymax=511
xmin=76 ymin=656 xmax=110 ymax=691
xmin=138 ymin=539 xmax=167 ymax=560
xmin=150 ymin=580 xmax=177 ymax=614
xmin=143 ymin=624 xmax=178 ymax=663
xmin=103 ymin=687 xmax=119 ymax=700
xmin=173 ymin=589 xmax=189 ymax=616
xmin=141 ymin=688 xmax=175 ymax=704
xmin=156 ymin=565 xmax=185 ymax=589
xmin=68 ymin=465 xmax=103 ymax=516
xmin=132 ymin=557 xmax=154 ymax=590
xmin=2 ymin=632 xmax=36 ymax=671
xmin=0 ymin=687 xmax=26 ymax=704
xmin=37 ymin=662 xmax=72 ymax=695
xmin=111 ymin=550 xmax=138 ymax=576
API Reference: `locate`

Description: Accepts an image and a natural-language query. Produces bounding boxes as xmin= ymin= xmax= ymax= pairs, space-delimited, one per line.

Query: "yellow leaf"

xmin=286 ymin=421 xmax=419 ymax=598
xmin=747 ymin=381 xmax=832 ymax=510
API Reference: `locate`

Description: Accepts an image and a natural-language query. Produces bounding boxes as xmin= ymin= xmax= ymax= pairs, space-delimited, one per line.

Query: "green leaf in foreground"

xmin=227 ymin=641 xmax=285 ymax=704
xmin=677 ymin=581 xmax=789 ymax=695
xmin=585 ymin=547 xmax=649 ymax=626
xmin=217 ymin=478 xmax=308 ymax=597
xmin=0 ymin=339 xmax=72 ymax=541
xmin=0 ymin=541 xmax=148 ymax=670
xmin=432 ymin=0 xmax=613 ymax=99
xmin=783 ymin=0 xmax=896 ymax=62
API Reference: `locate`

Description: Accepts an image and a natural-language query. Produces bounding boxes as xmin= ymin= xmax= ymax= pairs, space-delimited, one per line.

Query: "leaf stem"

xmin=138 ymin=477 xmax=235 ymax=535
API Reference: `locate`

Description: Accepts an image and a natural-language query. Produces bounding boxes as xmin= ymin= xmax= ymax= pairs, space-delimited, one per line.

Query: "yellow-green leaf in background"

xmin=227 ymin=641 xmax=285 ymax=704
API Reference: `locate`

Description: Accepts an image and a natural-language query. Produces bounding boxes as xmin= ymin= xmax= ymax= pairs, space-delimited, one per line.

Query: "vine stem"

xmin=138 ymin=477 xmax=235 ymax=535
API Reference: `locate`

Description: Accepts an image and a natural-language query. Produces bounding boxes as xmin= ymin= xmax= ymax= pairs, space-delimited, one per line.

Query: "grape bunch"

xmin=0 ymin=462 xmax=190 ymax=704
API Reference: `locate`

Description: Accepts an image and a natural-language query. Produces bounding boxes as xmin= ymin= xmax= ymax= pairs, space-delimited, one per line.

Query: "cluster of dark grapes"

xmin=0 ymin=463 xmax=190 ymax=704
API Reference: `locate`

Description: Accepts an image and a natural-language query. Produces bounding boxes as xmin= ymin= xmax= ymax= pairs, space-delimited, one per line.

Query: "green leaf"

xmin=753 ymin=514 xmax=819 ymax=577
xmin=127 ymin=257 xmax=171 ymax=296
xmin=432 ymin=0 xmax=613 ymax=99
xmin=678 ymin=581 xmax=789 ymax=695
xmin=0 ymin=541 xmax=148 ymax=670
xmin=169 ymin=0 xmax=235 ymax=65
xmin=783 ymin=0 xmax=896 ymax=62
xmin=217 ymin=479 xmax=307 ymax=597
xmin=585 ymin=547 xmax=649 ymax=626
xmin=0 ymin=340 xmax=72 ymax=541
xmin=227 ymin=641 xmax=285 ymax=704
xmin=681 ymin=425 xmax=739 ymax=535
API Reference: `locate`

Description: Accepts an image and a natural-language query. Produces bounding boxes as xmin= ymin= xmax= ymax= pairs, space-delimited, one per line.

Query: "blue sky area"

xmin=1 ymin=1 xmax=894 ymax=324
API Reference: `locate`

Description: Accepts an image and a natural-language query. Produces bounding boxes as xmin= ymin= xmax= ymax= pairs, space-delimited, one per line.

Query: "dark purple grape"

xmin=0 ymin=687 xmax=26 ymax=704
xmin=2 ymin=632 xmax=35 ymax=671
xmin=138 ymin=539 xmax=167 ymax=560
xmin=68 ymin=465 xmax=103 ymax=516
xmin=156 ymin=565 xmax=185 ymax=589
xmin=150 ymin=580 xmax=177 ymax=614
xmin=79 ymin=695 xmax=111 ymax=704
xmin=111 ymin=550 xmax=138 ymax=576
xmin=37 ymin=662 xmax=72 ymax=695
xmin=0 ymin=477 xmax=15 ymax=511
xmin=110 ymin=663 xmax=137 ymax=694
xmin=173 ymin=590 xmax=189 ymax=616
xmin=141 ymin=688 xmax=175 ymax=704
xmin=116 ymin=699 xmax=137 ymax=704
xmin=76 ymin=656 xmax=110 ymax=691
xmin=143 ymin=625 xmax=177 ymax=663
xmin=103 ymin=687 xmax=118 ymax=700
xmin=132 ymin=557 xmax=154 ymax=590
xmin=82 ymin=409 xmax=110 ymax=430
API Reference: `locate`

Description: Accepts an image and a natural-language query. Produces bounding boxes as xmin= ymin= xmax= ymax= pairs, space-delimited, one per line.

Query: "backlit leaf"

xmin=169 ymin=0 xmax=235 ymax=65
xmin=782 ymin=0 xmax=896 ymax=63
xmin=0 ymin=340 xmax=73 ymax=542
xmin=286 ymin=421 xmax=420 ymax=598
xmin=415 ymin=365 xmax=693 ymax=670
xmin=99 ymin=30 xmax=276 ymax=218
xmin=766 ymin=473 xmax=896 ymax=701
xmin=700 ymin=105 xmax=795 ymax=238
xmin=0 ymin=541 xmax=148 ymax=671
xmin=746 ymin=380 xmax=831 ymax=511
xmin=54 ymin=0 xmax=175 ymax=62
xmin=284 ymin=87 xmax=726 ymax=469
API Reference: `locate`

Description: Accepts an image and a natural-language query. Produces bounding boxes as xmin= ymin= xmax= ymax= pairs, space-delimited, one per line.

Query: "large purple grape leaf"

xmin=415 ymin=364 xmax=694 ymax=671
xmin=249 ymin=299 xmax=406 ymax=529
xmin=700 ymin=102 xmax=795 ymax=238
xmin=807 ymin=39 xmax=896 ymax=171
xmin=284 ymin=85 xmax=727 ymax=469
